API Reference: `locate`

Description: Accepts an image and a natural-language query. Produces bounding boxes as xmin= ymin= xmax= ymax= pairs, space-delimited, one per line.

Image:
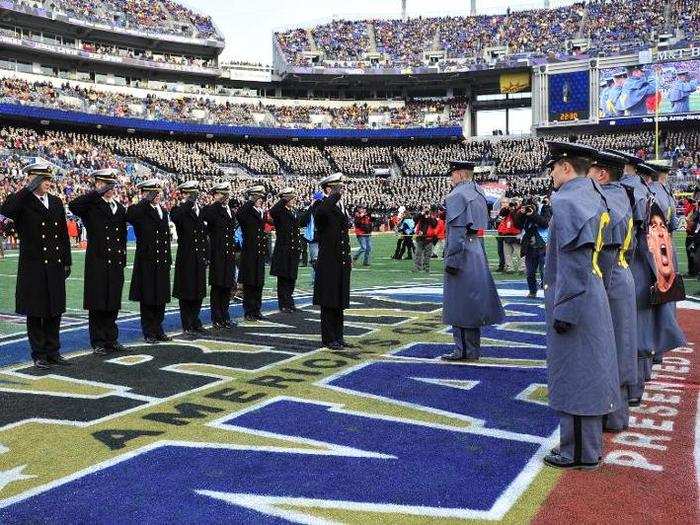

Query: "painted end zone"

xmin=534 ymin=309 xmax=700 ymax=524
xmin=0 ymin=284 xmax=697 ymax=523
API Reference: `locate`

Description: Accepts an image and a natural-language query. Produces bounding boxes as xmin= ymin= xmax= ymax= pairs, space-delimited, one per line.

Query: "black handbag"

xmin=649 ymin=274 xmax=686 ymax=305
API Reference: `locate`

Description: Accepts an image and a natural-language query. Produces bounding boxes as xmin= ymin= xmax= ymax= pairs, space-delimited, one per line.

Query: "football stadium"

xmin=0 ymin=0 xmax=698 ymax=522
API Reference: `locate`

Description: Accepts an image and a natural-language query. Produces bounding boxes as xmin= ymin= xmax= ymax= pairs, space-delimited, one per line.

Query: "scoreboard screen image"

xmin=548 ymin=70 xmax=591 ymax=123
xmin=599 ymin=59 xmax=700 ymax=120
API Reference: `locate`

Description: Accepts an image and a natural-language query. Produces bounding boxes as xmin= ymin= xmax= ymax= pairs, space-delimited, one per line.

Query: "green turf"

xmin=0 ymin=232 xmax=697 ymax=337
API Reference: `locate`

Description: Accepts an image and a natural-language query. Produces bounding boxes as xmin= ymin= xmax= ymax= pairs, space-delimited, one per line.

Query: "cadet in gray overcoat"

xmin=589 ymin=150 xmax=638 ymax=432
xmin=441 ymin=160 xmax=504 ymax=361
xmin=542 ymin=142 xmax=620 ymax=470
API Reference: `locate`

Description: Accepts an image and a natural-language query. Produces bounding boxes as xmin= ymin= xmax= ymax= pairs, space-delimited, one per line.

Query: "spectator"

xmin=497 ymin=200 xmax=523 ymax=273
xmin=352 ymin=205 xmax=373 ymax=266
xmin=516 ymin=196 xmax=552 ymax=297
xmin=412 ymin=205 xmax=438 ymax=273
xmin=393 ymin=209 xmax=415 ymax=260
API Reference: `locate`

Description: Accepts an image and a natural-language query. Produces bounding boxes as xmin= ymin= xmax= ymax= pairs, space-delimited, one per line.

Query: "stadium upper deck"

xmin=274 ymin=0 xmax=699 ymax=74
xmin=0 ymin=0 xmax=224 ymax=44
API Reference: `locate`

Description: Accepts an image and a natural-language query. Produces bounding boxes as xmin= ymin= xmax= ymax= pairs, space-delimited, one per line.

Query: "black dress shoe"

xmin=33 ymin=358 xmax=52 ymax=370
xmin=145 ymin=337 xmax=159 ymax=345
xmin=194 ymin=327 xmax=208 ymax=334
xmin=603 ymin=426 xmax=626 ymax=434
xmin=280 ymin=307 xmax=292 ymax=313
xmin=440 ymin=353 xmax=479 ymax=362
xmin=110 ymin=343 xmax=127 ymax=352
xmin=179 ymin=331 xmax=197 ymax=341
xmin=223 ymin=321 xmax=237 ymax=329
xmin=244 ymin=315 xmax=258 ymax=322
xmin=254 ymin=314 xmax=264 ymax=321
xmin=543 ymin=452 xmax=599 ymax=470
xmin=47 ymin=355 xmax=72 ymax=367
xmin=327 ymin=341 xmax=343 ymax=350
xmin=93 ymin=347 xmax=110 ymax=356
xmin=157 ymin=334 xmax=173 ymax=342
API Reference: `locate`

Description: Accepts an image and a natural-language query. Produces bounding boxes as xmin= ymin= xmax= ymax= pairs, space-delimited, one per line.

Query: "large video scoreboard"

xmin=532 ymin=47 xmax=700 ymax=128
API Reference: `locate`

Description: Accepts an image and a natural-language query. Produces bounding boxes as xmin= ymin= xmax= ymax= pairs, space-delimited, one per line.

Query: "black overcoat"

xmin=270 ymin=199 xmax=301 ymax=280
xmin=68 ymin=191 xmax=126 ymax=311
xmin=126 ymin=200 xmax=172 ymax=305
xmin=0 ymin=189 xmax=71 ymax=317
xmin=171 ymin=201 xmax=209 ymax=300
xmin=236 ymin=201 xmax=266 ymax=287
xmin=312 ymin=193 xmax=351 ymax=309
xmin=201 ymin=202 xmax=237 ymax=288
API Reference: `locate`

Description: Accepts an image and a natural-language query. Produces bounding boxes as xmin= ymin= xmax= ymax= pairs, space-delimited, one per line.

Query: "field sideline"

xmin=0 ymin=232 xmax=697 ymax=338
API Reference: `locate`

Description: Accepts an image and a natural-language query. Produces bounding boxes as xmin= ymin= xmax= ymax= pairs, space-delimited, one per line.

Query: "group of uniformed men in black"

xmin=2 ymin=164 xmax=353 ymax=368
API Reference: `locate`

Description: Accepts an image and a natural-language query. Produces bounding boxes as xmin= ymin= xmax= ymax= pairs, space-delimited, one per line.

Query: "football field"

xmin=0 ymin=233 xmax=698 ymax=524
xmin=1 ymin=233 xmax=697 ymax=339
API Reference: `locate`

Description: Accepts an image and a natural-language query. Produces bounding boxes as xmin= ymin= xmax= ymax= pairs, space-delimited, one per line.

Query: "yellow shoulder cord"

xmin=618 ymin=216 xmax=634 ymax=269
xmin=592 ymin=211 xmax=611 ymax=278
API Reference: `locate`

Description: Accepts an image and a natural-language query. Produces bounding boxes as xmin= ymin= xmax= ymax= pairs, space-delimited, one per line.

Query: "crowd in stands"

xmin=79 ymin=41 xmax=216 ymax=69
xmin=39 ymin=0 xmax=221 ymax=40
xmin=324 ymin=145 xmax=393 ymax=176
xmin=196 ymin=142 xmax=280 ymax=175
xmin=393 ymin=138 xmax=547 ymax=177
xmin=269 ymin=145 xmax=332 ymax=176
xmin=584 ymin=0 xmax=665 ymax=53
xmin=276 ymin=0 xmax=697 ymax=68
xmin=0 ymin=77 xmax=467 ymax=129
xmin=1 ymin=125 xmax=698 ymax=215
xmin=313 ymin=20 xmax=371 ymax=63
xmin=92 ymin=135 xmax=223 ymax=176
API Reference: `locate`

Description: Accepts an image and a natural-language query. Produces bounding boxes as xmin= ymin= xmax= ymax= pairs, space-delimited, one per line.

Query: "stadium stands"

xmin=275 ymin=0 xmax=698 ymax=69
xmin=12 ymin=0 xmax=223 ymax=41
xmin=0 ymin=77 xmax=466 ymax=129
xmin=2 ymin=125 xmax=697 ymax=213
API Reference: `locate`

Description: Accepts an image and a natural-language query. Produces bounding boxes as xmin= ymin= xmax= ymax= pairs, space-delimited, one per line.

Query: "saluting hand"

xmin=97 ymin=183 xmax=115 ymax=196
xmin=25 ymin=175 xmax=44 ymax=193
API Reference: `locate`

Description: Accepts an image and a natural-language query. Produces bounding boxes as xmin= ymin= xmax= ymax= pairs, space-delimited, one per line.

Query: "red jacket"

xmin=497 ymin=213 xmax=520 ymax=236
xmin=354 ymin=214 xmax=372 ymax=235
xmin=435 ymin=218 xmax=445 ymax=240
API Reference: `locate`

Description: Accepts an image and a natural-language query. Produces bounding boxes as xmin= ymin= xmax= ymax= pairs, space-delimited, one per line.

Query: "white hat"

xmin=247 ymin=184 xmax=266 ymax=197
xmin=177 ymin=180 xmax=200 ymax=193
xmin=320 ymin=173 xmax=344 ymax=188
xmin=279 ymin=186 xmax=296 ymax=200
xmin=91 ymin=168 xmax=119 ymax=182
xmin=23 ymin=161 xmax=53 ymax=177
xmin=646 ymin=159 xmax=672 ymax=172
xmin=210 ymin=182 xmax=231 ymax=194
xmin=137 ymin=179 xmax=163 ymax=192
